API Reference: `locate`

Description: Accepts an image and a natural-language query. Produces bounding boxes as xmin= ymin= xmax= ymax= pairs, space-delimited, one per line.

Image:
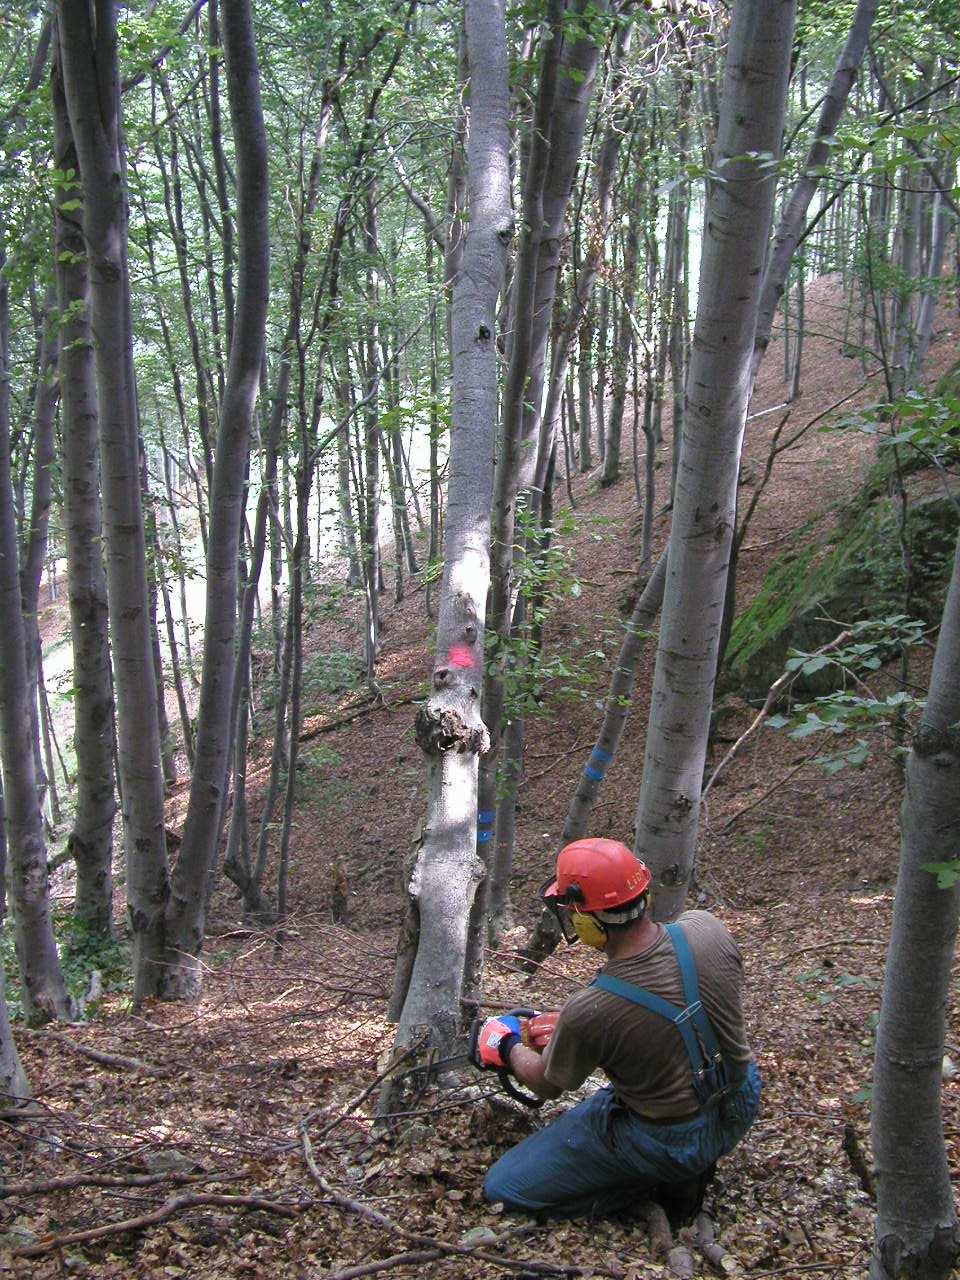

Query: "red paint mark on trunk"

xmin=448 ymin=645 xmax=475 ymax=669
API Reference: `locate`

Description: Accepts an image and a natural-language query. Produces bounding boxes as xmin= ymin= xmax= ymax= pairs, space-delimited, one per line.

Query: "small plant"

xmin=1 ymin=913 xmax=131 ymax=1022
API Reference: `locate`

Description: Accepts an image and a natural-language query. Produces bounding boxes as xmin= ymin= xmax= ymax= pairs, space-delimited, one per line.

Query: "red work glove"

xmin=475 ymin=1014 xmax=523 ymax=1070
xmin=524 ymin=1010 xmax=560 ymax=1052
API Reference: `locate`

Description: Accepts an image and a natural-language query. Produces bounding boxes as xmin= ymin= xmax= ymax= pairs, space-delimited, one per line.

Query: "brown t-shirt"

xmin=542 ymin=911 xmax=752 ymax=1119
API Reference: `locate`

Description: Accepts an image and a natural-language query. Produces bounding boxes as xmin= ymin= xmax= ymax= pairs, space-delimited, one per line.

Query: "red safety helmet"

xmin=542 ymin=838 xmax=651 ymax=914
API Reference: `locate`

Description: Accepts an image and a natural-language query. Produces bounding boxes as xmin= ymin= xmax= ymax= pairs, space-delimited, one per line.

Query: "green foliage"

xmin=766 ymin=616 xmax=927 ymax=774
xmin=291 ymin=745 xmax=353 ymax=815
xmin=487 ymin=508 xmax=603 ymax=719
xmin=0 ymin=915 xmax=131 ymax=1023
xmin=922 ymin=860 xmax=960 ymax=889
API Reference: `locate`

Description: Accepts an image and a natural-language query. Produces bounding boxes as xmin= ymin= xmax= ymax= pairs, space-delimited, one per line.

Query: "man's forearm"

xmin=506 ymin=1044 xmax=563 ymax=1100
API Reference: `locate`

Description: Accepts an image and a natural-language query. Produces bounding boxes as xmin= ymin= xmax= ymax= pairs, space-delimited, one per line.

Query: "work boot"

xmin=657 ymin=1162 xmax=717 ymax=1228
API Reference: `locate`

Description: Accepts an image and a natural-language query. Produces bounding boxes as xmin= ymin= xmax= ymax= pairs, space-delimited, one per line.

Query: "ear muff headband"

xmin=572 ymin=911 xmax=607 ymax=949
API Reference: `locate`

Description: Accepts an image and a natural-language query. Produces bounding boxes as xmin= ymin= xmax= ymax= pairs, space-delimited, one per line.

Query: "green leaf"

xmin=922 ymin=860 xmax=960 ymax=890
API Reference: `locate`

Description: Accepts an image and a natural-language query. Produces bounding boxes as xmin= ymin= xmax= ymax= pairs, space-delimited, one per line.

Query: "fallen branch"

xmin=305 ymin=1041 xmax=422 ymax=1140
xmin=12 ymin=1192 xmax=303 ymax=1257
xmin=18 ymin=1028 xmax=168 ymax=1078
xmin=0 ymin=1169 xmax=238 ymax=1200
xmin=322 ymin=1248 xmax=445 ymax=1280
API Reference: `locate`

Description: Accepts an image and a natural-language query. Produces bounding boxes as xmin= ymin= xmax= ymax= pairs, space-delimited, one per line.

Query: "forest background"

xmin=0 ymin=0 xmax=959 ymax=1277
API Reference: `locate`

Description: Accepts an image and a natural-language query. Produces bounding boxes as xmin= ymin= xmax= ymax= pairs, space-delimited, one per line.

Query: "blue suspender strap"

xmin=592 ymin=973 xmax=707 ymax=1086
xmin=664 ymin=923 xmax=723 ymax=1063
xmin=592 ymin=923 xmax=730 ymax=1106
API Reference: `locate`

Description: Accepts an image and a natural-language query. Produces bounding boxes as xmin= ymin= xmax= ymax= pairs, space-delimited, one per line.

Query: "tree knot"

xmin=415 ymin=703 xmax=489 ymax=757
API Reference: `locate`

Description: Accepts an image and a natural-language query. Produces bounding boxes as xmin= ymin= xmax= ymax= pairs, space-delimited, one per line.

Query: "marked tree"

xmin=387 ymin=0 xmax=513 ymax=1061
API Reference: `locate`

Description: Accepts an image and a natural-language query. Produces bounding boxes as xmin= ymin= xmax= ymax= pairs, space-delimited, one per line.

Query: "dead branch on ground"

xmin=18 ymin=1027 xmax=168 ymax=1077
xmin=11 ymin=1192 xmax=305 ymax=1257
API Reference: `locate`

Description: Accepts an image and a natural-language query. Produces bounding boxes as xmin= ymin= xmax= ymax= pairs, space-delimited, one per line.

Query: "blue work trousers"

xmin=484 ymin=1059 xmax=761 ymax=1217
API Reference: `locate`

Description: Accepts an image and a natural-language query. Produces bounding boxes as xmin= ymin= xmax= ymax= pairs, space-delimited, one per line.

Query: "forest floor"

xmin=5 ymin=276 xmax=960 ymax=1279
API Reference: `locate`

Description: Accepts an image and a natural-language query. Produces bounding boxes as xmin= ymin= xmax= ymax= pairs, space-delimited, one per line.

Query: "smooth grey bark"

xmin=870 ymin=533 xmax=960 ymax=1280
xmin=14 ymin=291 xmax=59 ymax=827
xmin=522 ymin=0 xmax=609 ymax=498
xmin=600 ymin=191 xmax=640 ymax=488
xmin=58 ymin=0 xmax=171 ymax=999
xmin=163 ymin=0 xmax=270 ymax=997
xmin=751 ymin=0 xmax=878 ymax=378
xmin=0 ymin=254 xmax=73 ymax=1026
xmin=387 ymin=0 xmax=512 ymax=1065
xmin=635 ymin=0 xmax=797 ymax=922
xmin=53 ymin=49 xmax=117 ymax=935
xmin=0 ymin=966 xmax=30 ymax=1106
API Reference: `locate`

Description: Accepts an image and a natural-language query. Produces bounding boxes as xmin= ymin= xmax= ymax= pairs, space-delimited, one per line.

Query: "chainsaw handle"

xmin=497 ymin=1067 xmax=544 ymax=1109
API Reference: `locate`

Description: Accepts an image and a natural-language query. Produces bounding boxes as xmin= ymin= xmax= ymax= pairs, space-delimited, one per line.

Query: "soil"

xmin=4 ymin=276 xmax=959 ymax=1279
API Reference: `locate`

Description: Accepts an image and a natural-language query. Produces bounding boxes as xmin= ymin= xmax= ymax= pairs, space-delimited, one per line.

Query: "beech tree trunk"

xmin=58 ymin=0 xmax=171 ymax=1000
xmin=635 ymin=0 xmax=796 ymax=922
xmin=387 ymin=0 xmax=512 ymax=1065
xmin=163 ymin=0 xmax=270 ymax=997
xmin=0 ymin=252 xmax=73 ymax=1025
xmin=0 ymin=965 xmax=29 ymax=1105
xmin=52 ymin=50 xmax=116 ymax=935
xmin=870 ymin=533 xmax=960 ymax=1280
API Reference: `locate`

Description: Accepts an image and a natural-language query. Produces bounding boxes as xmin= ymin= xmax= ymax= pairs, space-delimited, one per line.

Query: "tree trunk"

xmin=163 ymin=0 xmax=270 ymax=998
xmin=870 ymin=533 xmax=960 ymax=1280
xmin=751 ymin=0 xmax=878 ymax=378
xmin=0 ymin=966 xmax=30 ymax=1105
xmin=386 ymin=0 xmax=512 ymax=1070
xmin=634 ymin=0 xmax=796 ymax=922
xmin=0 ymin=251 xmax=73 ymax=1025
xmin=56 ymin=0 xmax=171 ymax=1001
xmin=53 ymin=36 xmax=117 ymax=936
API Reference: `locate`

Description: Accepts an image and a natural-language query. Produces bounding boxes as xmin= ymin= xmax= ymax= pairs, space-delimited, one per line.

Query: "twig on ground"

xmin=745 ymin=1265 xmax=845 ymax=1277
xmin=304 ymin=1041 xmax=422 ymax=1138
xmin=717 ymin=755 xmax=818 ymax=834
xmin=18 ymin=1028 xmax=168 ymax=1077
xmin=320 ymin=1248 xmax=445 ymax=1279
xmin=12 ymin=1192 xmax=304 ymax=1257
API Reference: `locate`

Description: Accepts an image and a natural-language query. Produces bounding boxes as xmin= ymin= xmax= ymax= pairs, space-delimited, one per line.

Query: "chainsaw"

xmin=392 ymin=1008 xmax=545 ymax=1109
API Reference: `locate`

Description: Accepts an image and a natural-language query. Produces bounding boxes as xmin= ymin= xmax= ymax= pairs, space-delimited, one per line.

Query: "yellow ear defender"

xmin=571 ymin=910 xmax=607 ymax=949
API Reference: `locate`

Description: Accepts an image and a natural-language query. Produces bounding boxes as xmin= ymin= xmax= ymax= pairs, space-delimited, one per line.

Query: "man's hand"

xmin=475 ymin=1015 xmax=523 ymax=1070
